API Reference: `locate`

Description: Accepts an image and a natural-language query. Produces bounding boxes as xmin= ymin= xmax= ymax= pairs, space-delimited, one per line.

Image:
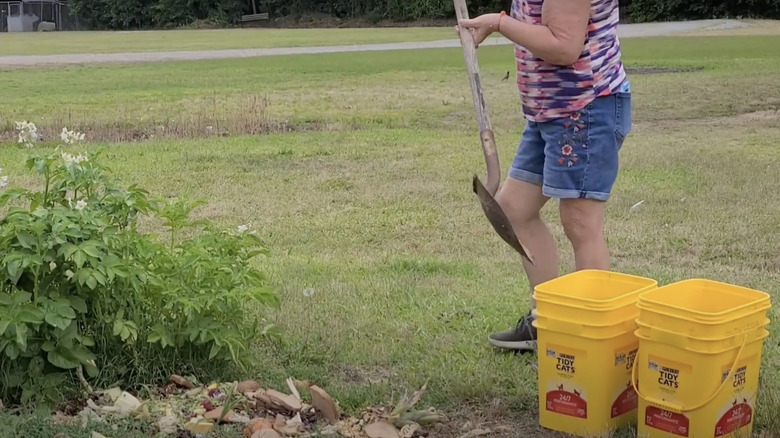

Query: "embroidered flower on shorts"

xmin=559 ymin=145 xmax=579 ymax=168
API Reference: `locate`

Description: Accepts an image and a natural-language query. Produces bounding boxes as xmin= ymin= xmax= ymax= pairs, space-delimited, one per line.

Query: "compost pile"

xmin=50 ymin=376 xmax=447 ymax=438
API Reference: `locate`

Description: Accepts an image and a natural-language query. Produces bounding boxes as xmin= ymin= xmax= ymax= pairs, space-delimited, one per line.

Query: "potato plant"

xmin=0 ymin=123 xmax=280 ymax=408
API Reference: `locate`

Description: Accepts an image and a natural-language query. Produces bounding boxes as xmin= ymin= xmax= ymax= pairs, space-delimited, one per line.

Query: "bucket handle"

xmin=630 ymin=333 xmax=748 ymax=414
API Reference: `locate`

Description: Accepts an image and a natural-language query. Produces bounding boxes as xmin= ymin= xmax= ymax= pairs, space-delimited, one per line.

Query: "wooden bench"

xmin=240 ymin=13 xmax=269 ymax=23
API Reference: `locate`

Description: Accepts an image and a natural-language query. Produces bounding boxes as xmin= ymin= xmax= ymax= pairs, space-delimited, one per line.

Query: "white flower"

xmin=75 ymin=199 xmax=87 ymax=211
xmin=61 ymin=151 xmax=88 ymax=165
xmin=303 ymin=288 xmax=315 ymax=298
xmin=0 ymin=176 xmax=7 ymax=190
xmin=60 ymin=127 xmax=85 ymax=145
xmin=65 ymin=270 xmax=74 ymax=279
xmin=237 ymin=225 xmax=249 ymax=233
xmin=49 ymin=261 xmax=57 ymax=270
xmin=15 ymin=121 xmax=38 ymax=147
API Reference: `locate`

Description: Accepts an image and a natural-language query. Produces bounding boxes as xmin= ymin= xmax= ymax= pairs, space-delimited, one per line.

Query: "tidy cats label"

xmin=645 ymin=406 xmax=690 ymax=437
xmin=546 ymin=384 xmax=587 ymax=419
xmin=611 ymin=381 xmax=637 ymax=418
xmin=545 ymin=349 xmax=586 ymax=419
xmin=611 ymin=347 xmax=638 ymax=418
xmin=715 ymin=399 xmax=753 ymax=437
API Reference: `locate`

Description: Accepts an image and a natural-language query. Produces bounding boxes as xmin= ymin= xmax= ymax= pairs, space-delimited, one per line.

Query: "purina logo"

xmin=649 ymin=361 xmax=659 ymax=371
xmin=547 ymin=348 xmax=556 ymax=358
xmin=615 ymin=352 xmax=626 ymax=366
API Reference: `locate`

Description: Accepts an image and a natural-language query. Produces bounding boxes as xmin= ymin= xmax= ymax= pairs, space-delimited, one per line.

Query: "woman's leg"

xmin=496 ymin=178 xmax=560 ymax=290
xmin=560 ymin=198 xmax=610 ymax=270
xmin=487 ymin=178 xmax=560 ymax=351
xmin=487 ymin=123 xmax=560 ymax=352
xmin=538 ymin=91 xmax=631 ymax=271
xmin=488 ymin=91 xmax=631 ymax=353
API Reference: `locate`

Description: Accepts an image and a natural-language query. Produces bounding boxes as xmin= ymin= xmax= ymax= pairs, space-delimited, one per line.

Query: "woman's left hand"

xmin=457 ymin=13 xmax=501 ymax=48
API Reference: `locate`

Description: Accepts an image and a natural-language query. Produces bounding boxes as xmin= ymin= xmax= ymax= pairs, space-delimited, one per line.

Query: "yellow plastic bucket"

xmin=535 ymin=323 xmax=641 ymax=436
xmin=534 ymin=269 xmax=658 ymax=324
xmin=631 ymin=278 xmax=771 ymax=438
xmin=535 ymin=314 xmax=639 ymax=339
xmin=534 ymin=269 xmax=659 ymax=308
xmin=535 ymin=294 xmax=641 ymax=327
xmin=635 ymin=318 xmax=771 ymax=353
xmin=631 ymin=329 xmax=769 ymax=438
xmin=532 ymin=270 xmax=657 ymax=437
xmin=637 ymin=279 xmax=771 ymax=338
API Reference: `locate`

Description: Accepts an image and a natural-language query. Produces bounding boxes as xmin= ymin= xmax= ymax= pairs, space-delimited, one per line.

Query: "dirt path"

xmin=0 ymin=19 xmax=752 ymax=67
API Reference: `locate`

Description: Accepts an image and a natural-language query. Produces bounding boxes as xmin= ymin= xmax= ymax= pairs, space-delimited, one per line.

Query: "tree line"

xmin=68 ymin=0 xmax=780 ymax=30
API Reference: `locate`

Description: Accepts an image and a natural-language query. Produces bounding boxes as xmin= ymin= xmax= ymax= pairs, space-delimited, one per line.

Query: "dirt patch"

xmin=679 ymin=110 xmax=779 ymax=128
xmin=0 ymin=95 xmax=347 ymax=144
xmin=733 ymin=109 xmax=780 ymax=123
xmin=54 ymin=398 xmax=88 ymax=416
xmin=430 ymin=401 xmax=578 ymax=438
xmin=625 ymin=66 xmax=704 ymax=75
xmin=334 ymin=364 xmax=398 ymax=385
xmin=682 ymin=19 xmax=780 ymax=36
xmin=0 ymin=118 xmax=330 ymax=144
xmin=634 ymin=108 xmax=780 ymax=132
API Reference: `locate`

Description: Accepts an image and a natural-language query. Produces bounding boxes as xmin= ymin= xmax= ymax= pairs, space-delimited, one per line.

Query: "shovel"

xmin=453 ymin=0 xmax=534 ymax=265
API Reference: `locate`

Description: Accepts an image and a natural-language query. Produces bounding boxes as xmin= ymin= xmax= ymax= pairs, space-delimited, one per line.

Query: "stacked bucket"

xmin=532 ymin=270 xmax=658 ymax=436
xmin=531 ymin=270 xmax=772 ymax=438
xmin=633 ymin=279 xmax=772 ymax=438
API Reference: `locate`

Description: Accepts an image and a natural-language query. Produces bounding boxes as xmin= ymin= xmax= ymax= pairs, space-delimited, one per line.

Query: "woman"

xmin=457 ymin=0 xmax=632 ymax=352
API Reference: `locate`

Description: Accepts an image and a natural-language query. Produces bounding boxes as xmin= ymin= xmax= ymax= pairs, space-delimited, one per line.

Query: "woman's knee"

xmin=560 ymin=199 xmax=605 ymax=243
xmin=495 ymin=178 xmax=548 ymax=224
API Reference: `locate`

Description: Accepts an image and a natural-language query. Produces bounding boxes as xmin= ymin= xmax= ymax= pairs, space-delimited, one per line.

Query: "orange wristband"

xmin=497 ymin=11 xmax=507 ymax=32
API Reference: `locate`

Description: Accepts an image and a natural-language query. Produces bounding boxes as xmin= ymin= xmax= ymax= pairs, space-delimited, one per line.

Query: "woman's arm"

xmin=457 ymin=0 xmax=591 ymax=66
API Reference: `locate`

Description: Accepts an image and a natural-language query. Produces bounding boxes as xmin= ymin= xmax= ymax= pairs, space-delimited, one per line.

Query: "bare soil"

xmin=430 ymin=403 xmax=582 ymax=438
xmin=625 ymin=66 xmax=704 ymax=75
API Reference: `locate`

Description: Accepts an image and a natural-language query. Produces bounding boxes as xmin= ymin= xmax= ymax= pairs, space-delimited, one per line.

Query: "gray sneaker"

xmin=488 ymin=314 xmax=537 ymax=352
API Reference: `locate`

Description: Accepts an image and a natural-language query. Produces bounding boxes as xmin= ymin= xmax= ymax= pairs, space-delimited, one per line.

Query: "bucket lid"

xmin=533 ymin=317 xmax=638 ymax=340
xmin=635 ymin=326 xmax=770 ymax=355
xmin=534 ymin=269 xmax=658 ymax=305
xmin=638 ymin=278 xmax=771 ymax=322
xmin=535 ymin=312 xmax=639 ymax=329
xmin=533 ymin=292 xmax=642 ymax=312
xmin=635 ymin=317 xmax=771 ymax=342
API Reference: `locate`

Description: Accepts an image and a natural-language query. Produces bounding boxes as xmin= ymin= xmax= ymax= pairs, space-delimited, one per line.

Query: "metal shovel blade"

xmin=454 ymin=0 xmax=533 ymax=264
xmin=473 ymin=175 xmax=534 ymax=264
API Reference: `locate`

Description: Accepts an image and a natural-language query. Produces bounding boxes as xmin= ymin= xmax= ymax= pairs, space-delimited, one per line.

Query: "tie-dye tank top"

xmin=511 ymin=0 xmax=628 ymax=122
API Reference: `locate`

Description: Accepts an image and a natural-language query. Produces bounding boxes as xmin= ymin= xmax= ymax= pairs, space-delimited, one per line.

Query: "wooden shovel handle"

xmin=454 ymin=0 xmax=501 ymax=196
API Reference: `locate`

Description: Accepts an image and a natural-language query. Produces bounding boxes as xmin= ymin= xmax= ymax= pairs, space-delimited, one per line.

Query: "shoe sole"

xmin=487 ymin=337 xmax=537 ymax=351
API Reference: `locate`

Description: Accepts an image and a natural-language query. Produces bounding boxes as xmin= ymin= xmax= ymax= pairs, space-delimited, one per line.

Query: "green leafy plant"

xmin=0 ymin=123 xmax=281 ymax=409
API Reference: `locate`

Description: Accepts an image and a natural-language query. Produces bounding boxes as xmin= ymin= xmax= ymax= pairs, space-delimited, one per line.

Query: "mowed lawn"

xmin=1 ymin=32 xmax=779 ymax=437
xmin=0 ymin=26 xmax=455 ymax=56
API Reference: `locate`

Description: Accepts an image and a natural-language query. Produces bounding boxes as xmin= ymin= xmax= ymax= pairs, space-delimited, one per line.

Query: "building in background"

xmin=0 ymin=0 xmax=80 ymax=32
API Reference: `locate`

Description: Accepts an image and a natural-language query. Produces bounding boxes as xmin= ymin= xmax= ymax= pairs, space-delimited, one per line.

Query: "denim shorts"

xmin=508 ymin=91 xmax=632 ymax=201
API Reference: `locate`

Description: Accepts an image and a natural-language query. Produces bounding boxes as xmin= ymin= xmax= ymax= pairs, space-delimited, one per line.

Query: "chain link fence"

xmin=1 ymin=0 xmax=82 ymax=32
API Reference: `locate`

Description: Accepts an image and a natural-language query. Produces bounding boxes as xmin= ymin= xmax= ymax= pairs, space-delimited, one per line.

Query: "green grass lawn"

xmin=1 ymin=34 xmax=779 ymax=437
xmin=0 ymin=26 xmax=456 ymax=56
